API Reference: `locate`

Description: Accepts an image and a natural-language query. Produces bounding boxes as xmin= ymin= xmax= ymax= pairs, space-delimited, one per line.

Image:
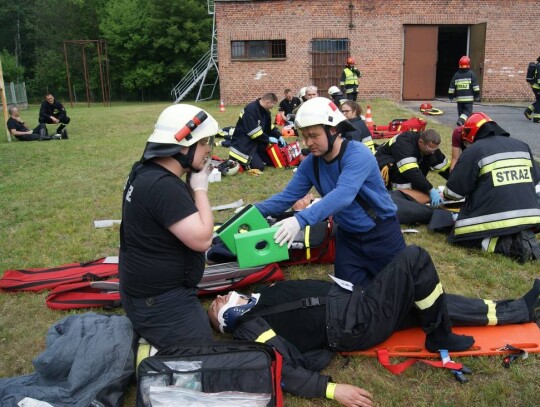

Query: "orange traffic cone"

xmin=365 ymin=105 xmax=374 ymax=127
xmin=219 ymin=100 xmax=225 ymax=112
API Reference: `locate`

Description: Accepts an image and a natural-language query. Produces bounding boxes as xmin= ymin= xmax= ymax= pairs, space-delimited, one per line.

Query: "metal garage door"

xmin=311 ymin=39 xmax=350 ymax=94
xmin=403 ymin=25 xmax=438 ymax=100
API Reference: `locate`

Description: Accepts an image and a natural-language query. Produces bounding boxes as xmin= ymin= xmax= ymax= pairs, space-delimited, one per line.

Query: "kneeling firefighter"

xmin=120 ymin=104 xmax=219 ymax=349
xmin=228 ymin=93 xmax=285 ymax=171
xmin=443 ymin=112 xmax=540 ymax=263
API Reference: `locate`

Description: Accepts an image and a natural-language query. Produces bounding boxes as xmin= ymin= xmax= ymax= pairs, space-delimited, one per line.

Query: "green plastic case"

xmin=234 ymin=227 xmax=290 ymax=268
xmin=216 ymin=204 xmax=269 ymax=254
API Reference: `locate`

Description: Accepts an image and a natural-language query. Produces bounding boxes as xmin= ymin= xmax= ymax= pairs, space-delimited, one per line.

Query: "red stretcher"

xmin=341 ymin=323 xmax=540 ymax=358
xmin=369 ymin=117 xmax=427 ymax=139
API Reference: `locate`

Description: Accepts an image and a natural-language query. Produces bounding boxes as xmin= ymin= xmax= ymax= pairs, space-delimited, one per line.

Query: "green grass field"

xmin=0 ymin=100 xmax=538 ymax=406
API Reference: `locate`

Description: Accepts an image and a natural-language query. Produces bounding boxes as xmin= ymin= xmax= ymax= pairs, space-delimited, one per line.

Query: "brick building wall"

xmin=215 ymin=0 xmax=538 ymax=105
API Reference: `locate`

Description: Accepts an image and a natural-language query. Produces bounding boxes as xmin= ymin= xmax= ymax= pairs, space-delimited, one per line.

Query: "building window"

xmin=231 ymin=40 xmax=286 ymax=60
xmin=311 ymin=39 xmax=349 ymax=53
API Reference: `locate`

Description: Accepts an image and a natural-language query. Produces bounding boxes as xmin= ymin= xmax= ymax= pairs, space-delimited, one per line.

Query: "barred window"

xmin=231 ymin=40 xmax=286 ymax=60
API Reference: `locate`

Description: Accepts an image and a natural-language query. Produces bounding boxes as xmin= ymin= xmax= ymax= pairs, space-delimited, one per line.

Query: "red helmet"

xmin=420 ymin=103 xmax=432 ymax=111
xmin=459 ymin=56 xmax=471 ymax=68
xmin=347 ymin=57 xmax=355 ymax=65
xmin=461 ymin=112 xmax=492 ymax=144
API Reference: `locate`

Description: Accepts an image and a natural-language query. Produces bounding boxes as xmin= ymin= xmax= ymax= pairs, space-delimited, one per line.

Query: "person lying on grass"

xmin=208 ymin=245 xmax=540 ymax=407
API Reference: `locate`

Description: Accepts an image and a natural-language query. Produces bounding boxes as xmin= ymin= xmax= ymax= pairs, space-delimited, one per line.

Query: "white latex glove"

xmin=189 ymin=160 xmax=213 ymax=192
xmin=273 ymin=216 xmax=301 ymax=248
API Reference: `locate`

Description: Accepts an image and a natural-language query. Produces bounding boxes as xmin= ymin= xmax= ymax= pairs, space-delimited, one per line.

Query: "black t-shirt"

xmin=120 ymin=162 xmax=204 ymax=297
xmin=248 ymin=280 xmax=331 ymax=353
xmin=7 ymin=117 xmax=29 ymax=134
xmin=39 ymin=100 xmax=66 ymax=121
xmin=278 ymin=97 xmax=302 ymax=116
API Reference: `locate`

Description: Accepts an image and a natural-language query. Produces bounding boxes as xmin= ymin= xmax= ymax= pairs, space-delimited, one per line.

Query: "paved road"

xmin=398 ymin=99 xmax=540 ymax=161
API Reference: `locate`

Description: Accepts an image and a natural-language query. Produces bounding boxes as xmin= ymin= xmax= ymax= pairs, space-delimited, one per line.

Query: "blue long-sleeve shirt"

xmin=256 ymin=140 xmax=396 ymax=233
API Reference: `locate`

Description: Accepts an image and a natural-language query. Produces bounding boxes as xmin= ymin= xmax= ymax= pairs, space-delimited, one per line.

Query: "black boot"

xmin=421 ymin=294 xmax=474 ymax=352
xmin=425 ymin=328 xmax=475 ymax=353
xmin=39 ymin=126 xmax=51 ymax=141
xmin=522 ymin=278 xmax=540 ymax=325
xmin=495 ymin=231 xmax=540 ymax=263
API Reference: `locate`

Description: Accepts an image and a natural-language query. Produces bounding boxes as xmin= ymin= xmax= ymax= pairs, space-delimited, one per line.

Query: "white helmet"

xmin=143 ymin=104 xmax=218 ymax=162
xmin=217 ymin=159 xmax=240 ymax=176
xmin=328 ymin=86 xmax=341 ymax=96
xmin=294 ymin=97 xmax=347 ymax=129
xmin=298 ymin=87 xmax=307 ymax=99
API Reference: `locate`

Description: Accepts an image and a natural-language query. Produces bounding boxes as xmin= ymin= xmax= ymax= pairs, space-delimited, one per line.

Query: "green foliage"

xmin=0 ymin=49 xmax=25 ymax=82
xmin=0 ymin=0 xmax=212 ymax=101
xmin=99 ymin=0 xmax=212 ymax=98
xmin=0 ymin=100 xmax=538 ymax=406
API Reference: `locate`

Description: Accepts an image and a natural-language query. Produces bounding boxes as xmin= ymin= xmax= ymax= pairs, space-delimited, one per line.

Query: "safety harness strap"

xmin=376 ymin=348 xmax=463 ymax=375
xmin=250 ymin=297 xmax=326 ymax=317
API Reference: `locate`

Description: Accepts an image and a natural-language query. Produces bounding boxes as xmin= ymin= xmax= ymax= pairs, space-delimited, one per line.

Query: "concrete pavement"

xmin=398 ymin=99 xmax=540 ymax=161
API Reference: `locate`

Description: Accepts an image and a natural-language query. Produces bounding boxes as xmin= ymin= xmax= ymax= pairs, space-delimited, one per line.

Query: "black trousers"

xmin=120 ymin=285 xmax=213 ymax=349
xmin=328 ymin=245 xmax=530 ymax=351
xmin=346 ymin=92 xmax=358 ymax=102
xmin=15 ymin=125 xmax=44 ymax=141
xmin=39 ymin=114 xmax=70 ymax=133
xmin=457 ymin=102 xmax=473 ymax=123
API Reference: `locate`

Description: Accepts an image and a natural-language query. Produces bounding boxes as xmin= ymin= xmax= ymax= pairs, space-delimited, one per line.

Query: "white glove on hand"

xmin=273 ymin=216 xmax=301 ymax=248
xmin=189 ymin=160 xmax=213 ymax=192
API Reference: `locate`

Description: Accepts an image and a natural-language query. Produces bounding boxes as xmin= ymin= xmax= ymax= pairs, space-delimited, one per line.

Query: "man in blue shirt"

xmin=256 ymin=97 xmax=405 ymax=286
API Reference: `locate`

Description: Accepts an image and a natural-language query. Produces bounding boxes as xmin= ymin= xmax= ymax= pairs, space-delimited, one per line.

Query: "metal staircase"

xmin=171 ymin=0 xmax=219 ymax=103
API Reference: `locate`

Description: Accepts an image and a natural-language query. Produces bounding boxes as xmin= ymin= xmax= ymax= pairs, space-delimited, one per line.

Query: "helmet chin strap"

xmin=172 ymin=144 xmax=198 ymax=171
xmin=324 ymin=125 xmax=337 ymax=155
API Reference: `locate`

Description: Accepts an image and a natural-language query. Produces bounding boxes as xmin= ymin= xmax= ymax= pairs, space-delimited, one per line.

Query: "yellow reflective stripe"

xmin=415 ymin=282 xmax=443 ymax=310
xmin=136 ymin=343 xmax=151 ymax=370
xmin=363 ymin=140 xmax=376 ymax=154
xmin=443 ymin=187 xmax=463 ymax=200
xmin=229 ymin=151 xmax=249 ymax=164
xmin=268 ymin=146 xmax=283 ymax=168
xmin=399 ymin=162 xmax=420 ymax=173
xmin=479 ymin=158 xmax=532 ymax=176
xmin=304 ymin=225 xmax=311 ymax=260
xmin=455 ymin=96 xmax=474 ymax=102
xmin=487 ymin=237 xmax=498 ymax=253
xmin=256 ymin=329 xmax=276 ymax=343
xmin=432 ymin=158 xmax=450 ymax=172
xmin=326 ymin=382 xmax=337 ymax=400
xmin=248 ymin=128 xmax=263 ymax=139
xmin=484 ymin=299 xmax=498 ymax=325
xmin=454 ymin=215 xmax=540 ymax=235
xmin=388 ymin=135 xmax=400 ymax=145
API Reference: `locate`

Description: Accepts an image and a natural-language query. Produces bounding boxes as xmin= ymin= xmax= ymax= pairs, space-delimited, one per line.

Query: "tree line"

xmin=0 ymin=0 xmax=212 ymax=102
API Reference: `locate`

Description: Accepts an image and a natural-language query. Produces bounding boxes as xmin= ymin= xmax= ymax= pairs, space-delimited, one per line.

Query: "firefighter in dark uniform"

xmin=209 ymin=246 xmax=540 ymax=406
xmin=375 ymin=129 xmax=451 ymax=207
xmin=444 ymin=112 xmax=540 ymax=263
xmin=340 ymin=57 xmax=362 ymax=102
xmin=229 ymin=93 xmax=284 ymax=171
xmin=448 ymin=56 xmax=480 ymax=126
xmin=38 ymin=93 xmax=70 ymax=139
xmin=524 ymin=56 xmax=540 ymax=123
